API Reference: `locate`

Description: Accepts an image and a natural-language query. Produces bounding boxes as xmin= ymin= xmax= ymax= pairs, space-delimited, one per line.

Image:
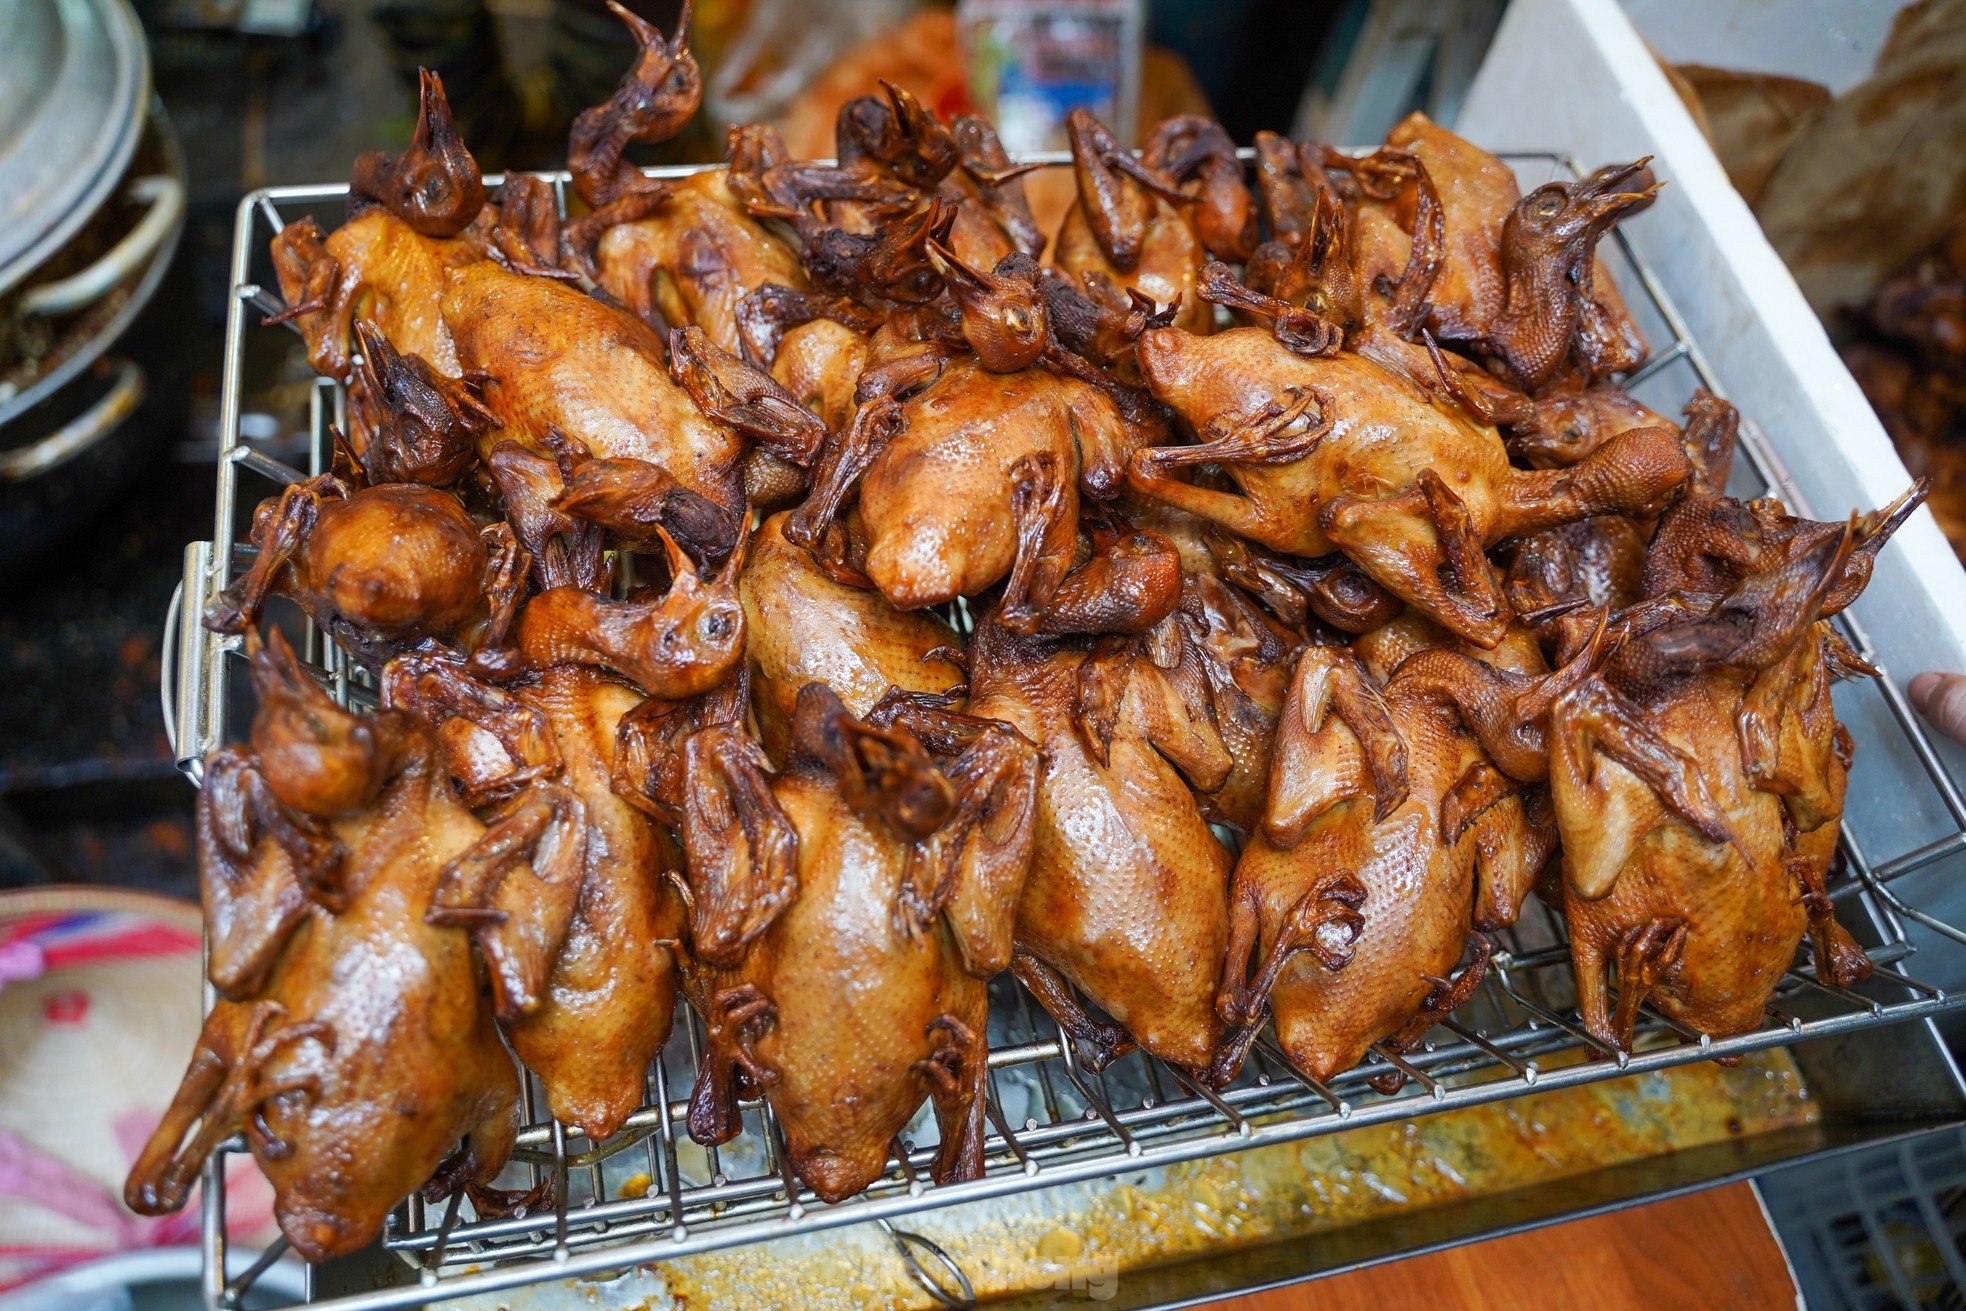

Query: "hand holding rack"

xmin=160 ymin=154 xmax=1966 ymax=1311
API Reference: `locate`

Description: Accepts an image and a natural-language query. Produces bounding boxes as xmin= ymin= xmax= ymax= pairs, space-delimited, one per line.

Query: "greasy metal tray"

xmin=161 ymin=155 xmax=1966 ymax=1311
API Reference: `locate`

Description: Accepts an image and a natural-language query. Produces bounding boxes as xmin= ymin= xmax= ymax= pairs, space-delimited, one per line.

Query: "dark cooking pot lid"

xmin=0 ymin=0 xmax=150 ymax=298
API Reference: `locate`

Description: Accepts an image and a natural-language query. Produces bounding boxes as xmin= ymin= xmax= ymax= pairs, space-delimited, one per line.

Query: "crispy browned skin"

xmin=857 ymin=356 xmax=1144 ymax=610
xmin=1130 ymin=327 xmax=1689 ymax=646
xmin=741 ymin=512 xmax=965 ymax=759
xmin=1222 ymin=645 xmax=1555 ymax=1086
xmin=586 ymin=166 xmax=808 ymax=352
xmin=387 ymin=654 xmax=683 ymax=1140
xmin=965 ymin=606 xmax=1234 ymax=1079
xmin=128 ymin=634 xmax=549 ymax=1262
xmin=1382 ymin=113 xmax=1519 ymax=343
xmin=443 ymin=260 xmax=749 ymax=553
xmin=1553 ymin=484 xmax=1925 ymax=1049
xmin=206 ymin=475 xmax=520 ymax=671
xmin=1053 ymin=109 xmax=1213 ymax=335
xmin=271 ymin=210 xmax=492 ymax=381
xmin=681 ymin=684 xmax=1036 ymax=1202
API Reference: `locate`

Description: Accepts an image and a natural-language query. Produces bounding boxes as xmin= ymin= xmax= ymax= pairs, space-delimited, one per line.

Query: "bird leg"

xmin=1012 ymin=949 xmax=1136 ymax=1072
xmin=1606 ymin=918 xmax=1688 ymax=1051
xmin=1322 ymin=467 xmax=1513 ymax=648
xmin=1124 ymin=391 xmax=1329 ymax=548
xmin=206 ymin=476 xmax=332 ymax=634
xmin=1496 ymin=425 xmax=1692 ymax=539
xmin=783 ymin=397 xmax=905 ymax=551
xmin=197 ymin=747 xmax=338 ymax=997
xmin=1792 ymin=854 xmax=1873 ymax=988
xmin=381 ymin=646 xmax=560 ymax=804
xmin=679 ymin=727 xmax=801 ymax=968
xmin=427 ymin=782 xmax=589 ymax=1022
xmin=125 ymin=1002 xmax=331 ymax=1216
xmin=686 ymin=983 xmax=777 ymax=1147
xmin=1391 ymin=933 xmax=1493 ymax=1052
xmin=1197 ymin=261 xmax=1342 ymax=357
xmin=1218 ymin=873 xmax=1367 ymax=1029
xmin=923 ymin=1015 xmax=988 ymax=1186
xmin=669 ymin=326 xmax=828 ymax=466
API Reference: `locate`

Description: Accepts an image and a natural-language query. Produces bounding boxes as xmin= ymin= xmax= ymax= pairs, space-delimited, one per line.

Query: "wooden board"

xmin=1203 ymin=1183 xmax=1799 ymax=1311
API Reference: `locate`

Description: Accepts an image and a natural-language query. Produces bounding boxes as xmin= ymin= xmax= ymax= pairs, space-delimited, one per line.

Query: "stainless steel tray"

xmin=161 ymin=155 xmax=1966 ymax=1311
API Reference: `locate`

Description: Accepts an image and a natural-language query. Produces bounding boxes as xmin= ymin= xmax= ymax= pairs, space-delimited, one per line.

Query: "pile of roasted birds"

xmin=125 ymin=5 xmax=1928 ymax=1265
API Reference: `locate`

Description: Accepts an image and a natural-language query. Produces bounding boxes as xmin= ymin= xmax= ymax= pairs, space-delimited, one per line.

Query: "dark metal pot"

xmin=0 ymin=0 xmax=188 ymax=572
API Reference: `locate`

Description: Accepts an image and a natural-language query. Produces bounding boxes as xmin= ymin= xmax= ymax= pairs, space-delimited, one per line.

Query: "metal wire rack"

xmin=159 ymin=153 xmax=1966 ymax=1311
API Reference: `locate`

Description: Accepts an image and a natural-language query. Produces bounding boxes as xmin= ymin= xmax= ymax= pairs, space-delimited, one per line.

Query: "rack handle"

xmin=162 ymin=540 xmax=217 ymax=785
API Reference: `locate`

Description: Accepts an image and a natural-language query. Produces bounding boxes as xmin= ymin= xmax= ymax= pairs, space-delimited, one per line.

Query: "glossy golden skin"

xmin=271 ymin=209 xmax=491 ymax=381
xmin=207 ymin=477 xmax=508 ymax=672
xmin=1225 ymin=647 xmax=1552 ymax=1085
xmin=741 ymin=512 xmax=965 ymax=759
xmin=128 ymin=637 xmax=524 ymax=1263
xmin=681 ymin=687 xmax=1036 ymax=1202
xmin=1131 ymin=328 xmax=1688 ymax=645
xmin=742 ymin=769 xmax=988 ymax=1202
xmin=966 ymin=613 xmax=1234 ymax=1077
xmin=443 ymin=260 xmax=746 ymax=520
xmin=770 ymin=319 xmax=869 ymax=432
xmin=859 ymin=357 xmax=1142 ymax=610
xmin=592 ymin=169 xmax=809 ymax=353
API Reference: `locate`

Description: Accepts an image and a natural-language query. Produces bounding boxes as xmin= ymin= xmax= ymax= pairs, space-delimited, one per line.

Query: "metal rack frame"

xmin=159 ymin=153 xmax=1966 ymax=1311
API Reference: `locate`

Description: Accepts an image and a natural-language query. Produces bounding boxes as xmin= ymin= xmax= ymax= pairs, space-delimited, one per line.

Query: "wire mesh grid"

xmin=155 ymin=153 xmax=1966 ymax=1311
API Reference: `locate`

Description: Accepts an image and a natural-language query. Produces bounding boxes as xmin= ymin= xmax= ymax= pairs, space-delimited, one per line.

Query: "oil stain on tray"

xmin=453 ymin=1049 xmax=1813 ymax=1310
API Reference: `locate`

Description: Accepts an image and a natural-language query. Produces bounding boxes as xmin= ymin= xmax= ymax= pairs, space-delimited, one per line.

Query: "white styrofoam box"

xmin=1461 ymin=0 xmax=1966 ymax=983
xmin=1620 ymin=0 xmax=1903 ymax=94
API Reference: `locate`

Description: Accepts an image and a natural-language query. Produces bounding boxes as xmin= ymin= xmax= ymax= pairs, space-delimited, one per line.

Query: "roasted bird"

xmin=564 ymin=5 xmax=808 ymax=354
xmin=1220 ymin=639 xmax=1569 ymax=1086
xmin=384 ymin=648 xmax=684 ymax=1141
xmin=961 ymin=540 xmax=1235 ymax=1077
xmin=127 ymin=632 xmax=577 ymax=1260
xmin=443 ymin=260 xmax=752 ymax=557
xmin=154 ymin=41 xmax=1925 ymax=1249
xmin=1129 ymin=327 xmax=1689 ymax=645
xmin=740 ymin=510 xmax=966 ymax=759
xmin=680 ymin=683 xmax=1037 ymax=1201
xmin=851 ymin=355 xmax=1154 ymax=611
xmin=269 ymin=72 xmax=493 ymax=381
xmin=207 ymin=473 xmax=523 ymax=671
xmin=1553 ymin=483 xmax=1924 ymax=1050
